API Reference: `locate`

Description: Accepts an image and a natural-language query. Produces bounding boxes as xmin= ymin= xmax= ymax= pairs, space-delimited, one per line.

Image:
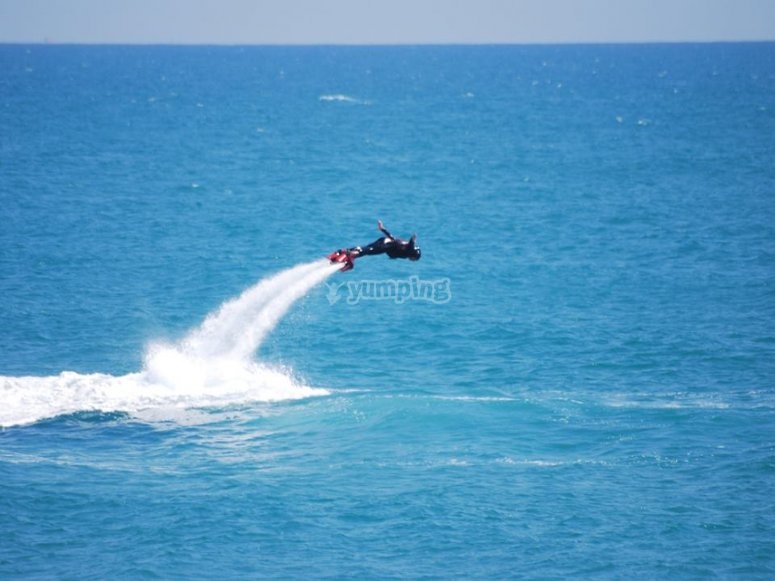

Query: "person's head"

xmin=408 ymin=233 xmax=421 ymax=260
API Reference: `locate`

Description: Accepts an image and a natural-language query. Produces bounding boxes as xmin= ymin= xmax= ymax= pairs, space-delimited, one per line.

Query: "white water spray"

xmin=1 ymin=260 xmax=341 ymax=427
xmin=143 ymin=259 xmax=340 ymax=394
xmin=182 ymin=260 xmax=338 ymax=360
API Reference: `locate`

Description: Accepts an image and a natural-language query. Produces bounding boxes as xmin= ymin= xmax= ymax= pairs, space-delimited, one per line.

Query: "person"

xmin=350 ymin=220 xmax=422 ymax=261
xmin=328 ymin=220 xmax=421 ymax=271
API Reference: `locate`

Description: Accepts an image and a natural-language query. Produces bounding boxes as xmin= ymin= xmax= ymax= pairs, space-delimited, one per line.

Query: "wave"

xmin=319 ymin=94 xmax=369 ymax=105
xmin=0 ymin=260 xmax=340 ymax=428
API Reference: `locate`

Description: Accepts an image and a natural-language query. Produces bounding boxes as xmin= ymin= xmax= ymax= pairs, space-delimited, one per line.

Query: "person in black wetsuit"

xmin=349 ymin=220 xmax=421 ymax=261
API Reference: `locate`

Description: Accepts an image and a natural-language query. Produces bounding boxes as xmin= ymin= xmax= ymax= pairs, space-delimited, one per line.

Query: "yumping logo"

xmin=325 ymin=275 xmax=451 ymax=305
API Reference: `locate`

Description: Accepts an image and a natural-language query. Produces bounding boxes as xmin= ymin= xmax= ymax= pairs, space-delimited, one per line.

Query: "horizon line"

xmin=2 ymin=38 xmax=775 ymax=48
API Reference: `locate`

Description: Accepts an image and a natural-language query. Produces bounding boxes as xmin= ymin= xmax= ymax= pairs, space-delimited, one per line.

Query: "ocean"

xmin=1 ymin=43 xmax=774 ymax=579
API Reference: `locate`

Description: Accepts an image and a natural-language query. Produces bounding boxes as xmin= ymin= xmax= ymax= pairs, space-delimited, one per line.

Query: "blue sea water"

xmin=1 ymin=43 xmax=775 ymax=579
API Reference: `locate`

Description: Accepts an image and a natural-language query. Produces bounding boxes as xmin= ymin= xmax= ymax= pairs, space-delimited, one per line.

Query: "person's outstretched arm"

xmin=377 ymin=220 xmax=394 ymax=240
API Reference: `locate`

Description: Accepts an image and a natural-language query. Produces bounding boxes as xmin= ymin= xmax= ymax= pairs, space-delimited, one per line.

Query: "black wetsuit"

xmin=351 ymin=226 xmax=418 ymax=259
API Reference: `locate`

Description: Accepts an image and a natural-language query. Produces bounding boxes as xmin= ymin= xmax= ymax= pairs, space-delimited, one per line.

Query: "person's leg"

xmin=350 ymin=237 xmax=390 ymax=257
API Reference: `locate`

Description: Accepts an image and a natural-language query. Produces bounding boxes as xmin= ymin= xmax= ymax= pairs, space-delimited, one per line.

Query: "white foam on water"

xmin=1 ymin=260 xmax=341 ymax=427
xmin=318 ymin=94 xmax=370 ymax=105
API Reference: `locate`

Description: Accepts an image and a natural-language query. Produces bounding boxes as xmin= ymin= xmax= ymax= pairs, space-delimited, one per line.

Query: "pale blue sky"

xmin=1 ymin=0 xmax=773 ymax=44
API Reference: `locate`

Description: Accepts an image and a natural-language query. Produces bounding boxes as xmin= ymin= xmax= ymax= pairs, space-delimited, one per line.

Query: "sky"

xmin=0 ymin=0 xmax=773 ymax=45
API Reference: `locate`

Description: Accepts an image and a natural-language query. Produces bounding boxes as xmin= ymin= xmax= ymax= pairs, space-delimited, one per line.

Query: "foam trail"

xmin=0 ymin=259 xmax=341 ymax=427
